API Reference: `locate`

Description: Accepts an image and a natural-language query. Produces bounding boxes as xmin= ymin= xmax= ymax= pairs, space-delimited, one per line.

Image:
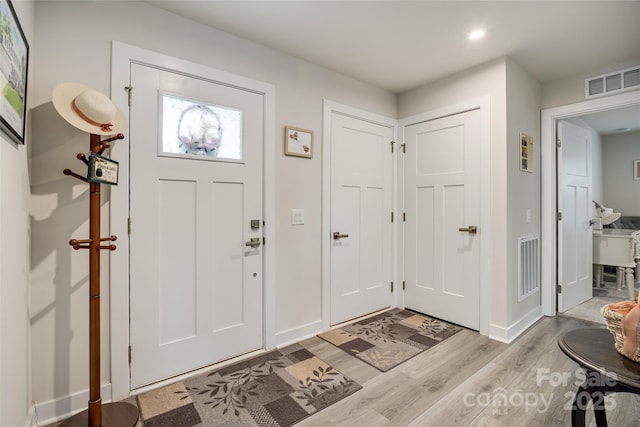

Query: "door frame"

xmin=321 ymin=100 xmax=397 ymax=329
xmin=109 ymin=41 xmax=275 ymax=399
xmin=398 ymin=95 xmax=492 ymax=337
xmin=541 ymin=90 xmax=640 ymax=317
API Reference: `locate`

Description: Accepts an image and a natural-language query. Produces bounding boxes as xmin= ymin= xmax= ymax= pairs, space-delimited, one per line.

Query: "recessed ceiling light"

xmin=616 ymin=127 xmax=631 ymax=132
xmin=468 ymin=29 xmax=486 ymax=40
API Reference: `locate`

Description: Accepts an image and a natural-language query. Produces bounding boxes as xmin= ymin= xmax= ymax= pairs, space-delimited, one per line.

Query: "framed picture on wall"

xmin=0 ymin=0 xmax=28 ymax=145
xmin=284 ymin=126 xmax=313 ymax=158
xmin=519 ymin=132 xmax=533 ymax=173
xmin=633 ymin=159 xmax=640 ymax=180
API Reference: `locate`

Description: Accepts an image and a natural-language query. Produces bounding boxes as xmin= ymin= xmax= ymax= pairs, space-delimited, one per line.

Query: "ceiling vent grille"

xmin=585 ymin=65 xmax=640 ymax=98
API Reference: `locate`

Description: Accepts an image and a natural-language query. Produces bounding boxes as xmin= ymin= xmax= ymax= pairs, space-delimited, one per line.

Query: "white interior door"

xmin=330 ymin=112 xmax=393 ymax=325
xmin=557 ymin=120 xmax=593 ymax=312
xmin=129 ymin=63 xmax=264 ymax=388
xmin=403 ymin=109 xmax=481 ymax=330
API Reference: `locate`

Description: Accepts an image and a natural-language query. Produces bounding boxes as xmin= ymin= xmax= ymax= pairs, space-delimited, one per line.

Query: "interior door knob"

xmin=245 ymin=237 xmax=261 ymax=248
xmin=333 ymin=231 xmax=349 ymax=240
xmin=458 ymin=225 xmax=478 ymax=234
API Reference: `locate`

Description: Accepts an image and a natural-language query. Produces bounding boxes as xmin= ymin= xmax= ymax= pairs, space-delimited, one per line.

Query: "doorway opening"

xmin=541 ymin=90 xmax=640 ymax=324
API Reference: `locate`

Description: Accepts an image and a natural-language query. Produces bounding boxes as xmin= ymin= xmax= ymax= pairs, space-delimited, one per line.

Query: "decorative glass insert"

xmin=161 ymin=94 xmax=242 ymax=160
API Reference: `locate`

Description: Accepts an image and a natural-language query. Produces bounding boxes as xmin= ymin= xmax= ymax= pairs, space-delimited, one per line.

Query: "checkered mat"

xmin=318 ymin=308 xmax=462 ymax=372
xmin=137 ymin=344 xmax=361 ymax=426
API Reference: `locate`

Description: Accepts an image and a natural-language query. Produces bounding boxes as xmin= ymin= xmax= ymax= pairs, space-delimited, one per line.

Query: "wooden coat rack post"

xmin=60 ymin=133 xmax=138 ymax=427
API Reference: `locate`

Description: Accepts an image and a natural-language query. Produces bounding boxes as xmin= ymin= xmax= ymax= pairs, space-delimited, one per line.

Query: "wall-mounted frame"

xmin=519 ymin=132 xmax=533 ymax=173
xmin=284 ymin=125 xmax=313 ymax=158
xmin=0 ymin=0 xmax=28 ymax=145
xmin=634 ymin=159 xmax=640 ymax=181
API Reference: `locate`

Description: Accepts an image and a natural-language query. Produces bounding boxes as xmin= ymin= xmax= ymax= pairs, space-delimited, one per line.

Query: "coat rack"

xmin=60 ymin=133 xmax=138 ymax=427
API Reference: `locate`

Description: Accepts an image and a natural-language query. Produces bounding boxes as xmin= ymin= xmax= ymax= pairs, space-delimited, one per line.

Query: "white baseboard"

xmin=489 ymin=306 xmax=543 ymax=344
xmin=274 ymin=320 xmax=323 ymax=348
xmin=34 ymin=383 xmax=111 ymax=426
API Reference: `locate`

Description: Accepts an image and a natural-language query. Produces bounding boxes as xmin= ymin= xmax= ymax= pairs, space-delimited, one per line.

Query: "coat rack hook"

xmin=97 ymin=141 xmax=110 ymax=155
xmin=63 ymin=168 xmax=88 ymax=183
xmin=102 ymin=133 xmax=125 ymax=144
xmin=76 ymin=153 xmax=89 ymax=165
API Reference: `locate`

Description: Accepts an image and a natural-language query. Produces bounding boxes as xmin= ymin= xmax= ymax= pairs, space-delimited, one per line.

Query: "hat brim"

xmin=52 ymin=82 xmax=127 ymax=136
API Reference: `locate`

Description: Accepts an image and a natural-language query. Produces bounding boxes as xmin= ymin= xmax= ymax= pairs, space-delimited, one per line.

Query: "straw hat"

xmin=52 ymin=83 xmax=126 ymax=135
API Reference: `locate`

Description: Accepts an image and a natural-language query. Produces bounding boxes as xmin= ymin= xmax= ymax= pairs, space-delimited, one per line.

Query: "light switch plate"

xmin=291 ymin=209 xmax=305 ymax=225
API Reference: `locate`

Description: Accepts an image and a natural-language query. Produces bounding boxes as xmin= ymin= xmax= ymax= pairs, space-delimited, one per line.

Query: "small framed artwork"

xmin=634 ymin=160 xmax=640 ymax=181
xmin=284 ymin=126 xmax=313 ymax=158
xmin=519 ymin=132 xmax=533 ymax=173
xmin=0 ymin=0 xmax=28 ymax=145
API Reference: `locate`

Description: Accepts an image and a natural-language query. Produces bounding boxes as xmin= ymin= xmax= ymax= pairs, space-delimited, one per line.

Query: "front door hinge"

xmin=263 ymin=237 xmax=266 ymax=246
xmin=556 ymin=139 xmax=562 ymax=148
xmin=128 ymin=217 xmax=132 ymax=235
xmin=556 ymin=284 xmax=562 ymax=294
xmin=128 ymin=345 xmax=132 ymax=364
xmin=556 ymin=212 xmax=562 ymax=221
xmin=390 ymin=140 xmax=396 ymax=153
xmin=125 ymin=86 xmax=133 ymax=106
xmin=391 ymin=212 xmax=394 ymax=223
xmin=403 ymin=212 xmax=406 ymax=222
xmin=402 ymin=281 xmax=406 ymax=290
xmin=391 ymin=281 xmax=394 ymax=293
xmin=401 ymin=143 xmax=406 ymax=154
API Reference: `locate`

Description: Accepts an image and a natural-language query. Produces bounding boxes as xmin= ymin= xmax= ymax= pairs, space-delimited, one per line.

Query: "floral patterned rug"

xmin=318 ymin=308 xmax=462 ymax=372
xmin=137 ymin=343 xmax=361 ymax=426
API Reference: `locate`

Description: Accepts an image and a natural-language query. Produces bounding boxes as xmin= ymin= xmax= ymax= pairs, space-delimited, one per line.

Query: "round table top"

xmin=558 ymin=328 xmax=640 ymax=390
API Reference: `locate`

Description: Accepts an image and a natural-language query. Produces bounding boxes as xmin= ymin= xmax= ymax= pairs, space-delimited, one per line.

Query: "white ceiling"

xmin=581 ymin=105 xmax=640 ymax=136
xmin=146 ymin=0 xmax=640 ymax=132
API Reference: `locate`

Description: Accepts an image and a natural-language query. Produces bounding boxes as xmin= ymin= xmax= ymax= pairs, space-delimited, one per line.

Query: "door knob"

xmin=333 ymin=231 xmax=349 ymax=240
xmin=245 ymin=237 xmax=261 ymax=248
xmin=458 ymin=225 xmax=478 ymax=234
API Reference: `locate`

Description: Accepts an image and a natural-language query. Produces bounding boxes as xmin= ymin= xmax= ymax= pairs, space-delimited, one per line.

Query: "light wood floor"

xmin=295 ymin=315 xmax=640 ymax=426
xmin=47 ymin=314 xmax=640 ymax=426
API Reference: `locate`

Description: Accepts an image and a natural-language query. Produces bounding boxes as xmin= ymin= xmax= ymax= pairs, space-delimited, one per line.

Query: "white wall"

xmin=602 ymin=130 xmax=640 ymax=216
xmin=505 ymin=58 xmax=542 ymax=325
xmin=1 ymin=1 xmax=34 ymax=426
xmin=591 ymin=126 xmax=604 ymax=212
xmin=541 ymin=57 xmax=640 ymax=109
xmin=29 ymin=1 xmax=396 ymax=419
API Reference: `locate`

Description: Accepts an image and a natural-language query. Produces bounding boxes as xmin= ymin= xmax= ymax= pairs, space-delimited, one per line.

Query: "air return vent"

xmin=518 ymin=235 xmax=540 ymax=301
xmin=585 ymin=65 xmax=640 ymax=98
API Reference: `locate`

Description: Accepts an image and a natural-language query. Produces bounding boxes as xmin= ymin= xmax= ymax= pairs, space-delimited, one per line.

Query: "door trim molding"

xmin=110 ymin=41 xmax=275 ymax=399
xmin=321 ymin=100 xmax=397 ymax=329
xmin=541 ymin=90 xmax=640 ymax=317
xmin=398 ymin=95 xmax=491 ymax=337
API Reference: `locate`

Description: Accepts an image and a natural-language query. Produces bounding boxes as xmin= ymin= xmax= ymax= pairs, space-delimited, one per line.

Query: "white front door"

xmin=403 ymin=109 xmax=481 ymax=330
xmin=330 ymin=112 xmax=393 ymax=324
xmin=557 ymin=120 xmax=593 ymax=312
xmin=129 ymin=63 xmax=264 ymax=388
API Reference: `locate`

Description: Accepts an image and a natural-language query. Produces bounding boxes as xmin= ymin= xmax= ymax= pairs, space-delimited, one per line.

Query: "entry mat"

xmin=137 ymin=343 xmax=361 ymax=426
xmin=318 ymin=308 xmax=462 ymax=372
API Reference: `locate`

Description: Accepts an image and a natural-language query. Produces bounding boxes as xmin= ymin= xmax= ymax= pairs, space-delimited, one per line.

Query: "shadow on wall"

xmin=29 ymin=101 xmax=112 ymax=409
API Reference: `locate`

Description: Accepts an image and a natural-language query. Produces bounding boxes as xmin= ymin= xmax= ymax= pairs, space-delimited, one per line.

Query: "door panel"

xmin=558 ymin=120 xmax=593 ymax=312
xmin=129 ymin=63 xmax=264 ymax=388
xmin=157 ymin=179 xmax=197 ymax=344
xmin=404 ymin=109 xmax=481 ymax=330
xmin=330 ymin=113 xmax=393 ymax=324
